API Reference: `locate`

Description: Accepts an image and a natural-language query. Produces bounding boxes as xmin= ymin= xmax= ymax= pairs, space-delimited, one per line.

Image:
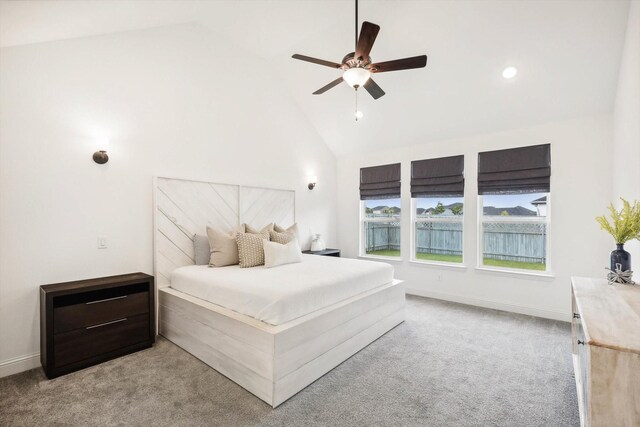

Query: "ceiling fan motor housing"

xmin=342 ymin=52 xmax=372 ymax=70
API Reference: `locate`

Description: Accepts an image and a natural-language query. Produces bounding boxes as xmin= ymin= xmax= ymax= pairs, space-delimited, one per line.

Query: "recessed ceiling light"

xmin=502 ymin=66 xmax=518 ymax=79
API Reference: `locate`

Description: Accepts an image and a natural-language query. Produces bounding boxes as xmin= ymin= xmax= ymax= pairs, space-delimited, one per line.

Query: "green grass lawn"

xmin=366 ymin=250 xmax=462 ymax=263
xmin=416 ymin=253 xmax=463 ymax=263
xmin=483 ymin=258 xmax=546 ymax=271
xmin=366 ymin=250 xmax=546 ymax=271
xmin=366 ymin=249 xmax=401 ymax=257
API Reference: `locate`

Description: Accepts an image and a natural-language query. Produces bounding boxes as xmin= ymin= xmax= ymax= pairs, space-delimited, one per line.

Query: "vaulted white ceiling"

xmin=0 ymin=0 xmax=630 ymax=156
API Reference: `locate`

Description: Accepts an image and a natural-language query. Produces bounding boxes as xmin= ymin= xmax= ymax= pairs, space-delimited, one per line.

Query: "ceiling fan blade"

xmin=371 ymin=55 xmax=427 ymax=73
xmin=292 ymin=54 xmax=342 ymax=69
xmin=313 ymin=77 xmax=344 ymax=95
xmin=363 ymin=78 xmax=385 ymax=100
xmin=355 ymin=21 xmax=380 ymax=61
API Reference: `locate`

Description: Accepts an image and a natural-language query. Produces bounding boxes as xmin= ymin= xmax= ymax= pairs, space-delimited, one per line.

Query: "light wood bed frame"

xmin=153 ymin=177 xmax=405 ymax=407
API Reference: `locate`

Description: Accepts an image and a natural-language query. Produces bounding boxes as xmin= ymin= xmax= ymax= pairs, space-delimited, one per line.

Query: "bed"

xmin=154 ymin=177 xmax=405 ymax=407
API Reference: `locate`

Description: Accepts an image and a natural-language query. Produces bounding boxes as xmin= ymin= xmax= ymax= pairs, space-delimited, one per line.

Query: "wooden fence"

xmin=365 ymin=222 xmax=401 ymax=252
xmin=365 ymin=221 xmax=546 ymax=264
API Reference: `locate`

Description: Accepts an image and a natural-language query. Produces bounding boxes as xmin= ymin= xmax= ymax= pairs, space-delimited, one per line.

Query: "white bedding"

xmin=170 ymin=254 xmax=394 ymax=325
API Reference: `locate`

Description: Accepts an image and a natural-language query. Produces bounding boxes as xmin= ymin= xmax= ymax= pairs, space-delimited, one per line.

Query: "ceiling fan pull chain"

xmin=355 ymin=89 xmax=359 ymax=122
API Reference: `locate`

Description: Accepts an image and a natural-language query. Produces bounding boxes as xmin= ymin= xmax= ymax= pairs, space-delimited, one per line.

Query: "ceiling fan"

xmin=292 ymin=0 xmax=427 ymax=100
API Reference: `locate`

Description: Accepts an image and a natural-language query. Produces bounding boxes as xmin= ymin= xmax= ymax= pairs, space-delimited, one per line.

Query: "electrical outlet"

xmin=97 ymin=236 xmax=108 ymax=249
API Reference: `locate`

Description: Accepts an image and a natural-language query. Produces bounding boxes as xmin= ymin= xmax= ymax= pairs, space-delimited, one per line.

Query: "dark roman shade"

xmin=478 ymin=144 xmax=550 ymax=195
xmin=411 ymin=155 xmax=464 ymax=198
xmin=360 ymin=163 xmax=401 ymax=200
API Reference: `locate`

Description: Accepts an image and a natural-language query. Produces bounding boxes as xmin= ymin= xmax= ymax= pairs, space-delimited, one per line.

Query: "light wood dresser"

xmin=571 ymin=277 xmax=640 ymax=427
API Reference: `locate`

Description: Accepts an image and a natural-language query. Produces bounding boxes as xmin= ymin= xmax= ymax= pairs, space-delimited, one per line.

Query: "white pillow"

xmin=263 ymin=239 xmax=303 ymax=268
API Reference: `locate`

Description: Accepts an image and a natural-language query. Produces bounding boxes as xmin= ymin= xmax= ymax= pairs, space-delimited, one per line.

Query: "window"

xmin=410 ymin=155 xmax=465 ymax=265
xmin=413 ymin=197 xmax=464 ymax=263
xmin=477 ymin=144 xmax=551 ymax=273
xmin=480 ymin=193 xmax=549 ymax=271
xmin=359 ymin=163 xmax=401 ymax=259
xmin=361 ymin=198 xmax=401 ymax=258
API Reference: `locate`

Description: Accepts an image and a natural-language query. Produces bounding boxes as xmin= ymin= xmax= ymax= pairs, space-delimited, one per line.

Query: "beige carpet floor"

xmin=0 ymin=295 xmax=578 ymax=427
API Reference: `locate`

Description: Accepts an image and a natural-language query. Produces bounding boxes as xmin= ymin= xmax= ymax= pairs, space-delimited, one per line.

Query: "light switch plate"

xmin=97 ymin=236 xmax=108 ymax=249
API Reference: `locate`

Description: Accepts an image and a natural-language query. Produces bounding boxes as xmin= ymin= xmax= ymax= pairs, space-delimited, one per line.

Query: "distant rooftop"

xmin=531 ymin=196 xmax=547 ymax=205
xmin=483 ymin=206 xmax=536 ymax=216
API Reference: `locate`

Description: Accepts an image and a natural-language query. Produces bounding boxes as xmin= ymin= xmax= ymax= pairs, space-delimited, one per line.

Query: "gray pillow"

xmin=193 ymin=234 xmax=211 ymax=265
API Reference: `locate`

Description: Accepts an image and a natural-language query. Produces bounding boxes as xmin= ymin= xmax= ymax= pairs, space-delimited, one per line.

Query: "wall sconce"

xmin=93 ymin=137 xmax=110 ymax=164
xmin=308 ymin=176 xmax=317 ymax=190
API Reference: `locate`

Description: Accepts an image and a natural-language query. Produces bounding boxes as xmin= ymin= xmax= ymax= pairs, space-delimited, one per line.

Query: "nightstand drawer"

xmin=54 ymin=313 xmax=150 ymax=367
xmin=53 ymin=283 xmax=149 ymax=333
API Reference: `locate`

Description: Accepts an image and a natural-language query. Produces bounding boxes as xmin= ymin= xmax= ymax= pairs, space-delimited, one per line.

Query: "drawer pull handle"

xmin=86 ymin=318 xmax=127 ymax=330
xmin=577 ymin=340 xmax=585 ymax=345
xmin=86 ymin=295 xmax=127 ymax=305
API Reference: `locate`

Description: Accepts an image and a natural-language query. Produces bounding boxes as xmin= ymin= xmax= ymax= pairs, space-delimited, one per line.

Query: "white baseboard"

xmin=0 ymin=352 xmax=40 ymax=378
xmin=405 ymin=288 xmax=570 ymax=322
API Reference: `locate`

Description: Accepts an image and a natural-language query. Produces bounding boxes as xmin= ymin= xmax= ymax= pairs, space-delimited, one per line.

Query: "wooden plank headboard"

xmin=153 ymin=177 xmax=295 ymax=288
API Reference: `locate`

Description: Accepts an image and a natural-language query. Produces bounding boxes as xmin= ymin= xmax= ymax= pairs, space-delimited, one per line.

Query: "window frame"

xmin=476 ymin=194 xmax=552 ymax=275
xmin=359 ymin=199 xmax=402 ymax=261
xmin=410 ymin=198 xmax=465 ymax=267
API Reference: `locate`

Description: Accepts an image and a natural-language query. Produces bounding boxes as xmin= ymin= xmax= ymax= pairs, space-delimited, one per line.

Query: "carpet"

xmin=0 ymin=295 xmax=579 ymax=426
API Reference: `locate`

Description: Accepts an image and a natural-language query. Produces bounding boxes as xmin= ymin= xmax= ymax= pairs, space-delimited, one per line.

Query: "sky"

xmin=365 ymin=193 xmax=547 ymax=211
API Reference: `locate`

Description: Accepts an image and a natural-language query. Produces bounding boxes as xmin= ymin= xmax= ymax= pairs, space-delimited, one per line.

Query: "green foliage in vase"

xmin=596 ymin=198 xmax=640 ymax=244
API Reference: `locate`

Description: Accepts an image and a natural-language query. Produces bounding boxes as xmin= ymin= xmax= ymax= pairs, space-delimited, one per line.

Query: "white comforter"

xmin=170 ymin=254 xmax=394 ymax=325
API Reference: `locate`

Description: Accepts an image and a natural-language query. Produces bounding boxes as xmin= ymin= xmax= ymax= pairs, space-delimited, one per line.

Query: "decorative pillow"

xmin=274 ymin=223 xmax=298 ymax=235
xmin=264 ymin=239 xmax=303 ymax=268
xmin=236 ymin=231 xmax=270 ymax=268
xmin=245 ymin=223 xmax=274 ymax=234
xmin=269 ymin=230 xmax=295 ymax=245
xmin=193 ymin=234 xmax=211 ymax=265
xmin=206 ymin=225 xmax=244 ymax=267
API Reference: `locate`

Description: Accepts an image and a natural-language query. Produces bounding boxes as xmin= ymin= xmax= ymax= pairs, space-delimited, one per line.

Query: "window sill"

xmin=475 ymin=266 xmax=555 ymax=280
xmin=409 ymin=260 xmax=467 ymax=270
xmin=359 ymin=255 xmax=404 ymax=263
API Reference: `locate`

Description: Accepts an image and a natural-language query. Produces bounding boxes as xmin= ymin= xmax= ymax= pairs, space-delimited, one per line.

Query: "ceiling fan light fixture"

xmin=343 ymin=67 xmax=371 ymax=88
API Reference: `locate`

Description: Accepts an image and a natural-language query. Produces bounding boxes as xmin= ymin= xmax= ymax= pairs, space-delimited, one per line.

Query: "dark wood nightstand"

xmin=40 ymin=272 xmax=155 ymax=379
xmin=302 ymin=248 xmax=341 ymax=257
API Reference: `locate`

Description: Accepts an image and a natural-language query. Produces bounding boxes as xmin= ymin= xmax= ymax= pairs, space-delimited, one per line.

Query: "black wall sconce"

xmin=308 ymin=175 xmax=317 ymax=190
xmin=93 ymin=138 xmax=109 ymax=164
xmin=93 ymin=150 xmax=109 ymax=164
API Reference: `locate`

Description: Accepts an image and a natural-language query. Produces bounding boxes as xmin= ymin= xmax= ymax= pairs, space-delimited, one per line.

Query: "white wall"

xmin=0 ymin=24 xmax=337 ymax=376
xmin=612 ymin=0 xmax=640 ymax=264
xmin=337 ymin=115 xmax=613 ymax=320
